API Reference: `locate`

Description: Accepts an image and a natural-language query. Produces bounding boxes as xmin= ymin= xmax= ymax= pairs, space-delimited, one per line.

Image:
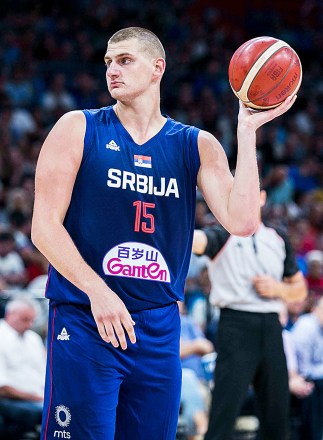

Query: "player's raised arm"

xmin=197 ymin=95 xmax=296 ymax=237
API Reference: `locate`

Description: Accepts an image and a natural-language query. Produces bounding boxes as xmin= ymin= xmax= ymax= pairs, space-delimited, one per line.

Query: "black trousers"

xmin=293 ymin=378 xmax=323 ymax=440
xmin=0 ymin=398 xmax=42 ymax=439
xmin=204 ymin=308 xmax=290 ymax=440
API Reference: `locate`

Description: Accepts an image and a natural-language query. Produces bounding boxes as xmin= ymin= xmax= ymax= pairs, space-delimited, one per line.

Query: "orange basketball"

xmin=228 ymin=36 xmax=302 ymax=110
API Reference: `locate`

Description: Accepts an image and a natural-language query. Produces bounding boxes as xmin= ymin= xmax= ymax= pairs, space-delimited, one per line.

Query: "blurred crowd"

xmin=0 ymin=0 xmax=323 ymax=439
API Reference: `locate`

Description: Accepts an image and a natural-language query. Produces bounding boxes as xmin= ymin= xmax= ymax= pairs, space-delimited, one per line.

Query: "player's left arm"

xmin=197 ymin=96 xmax=297 ymax=237
xmin=197 ymin=125 xmax=260 ymax=237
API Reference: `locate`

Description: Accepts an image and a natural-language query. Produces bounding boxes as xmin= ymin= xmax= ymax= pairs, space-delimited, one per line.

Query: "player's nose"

xmin=106 ymin=62 xmax=120 ymax=77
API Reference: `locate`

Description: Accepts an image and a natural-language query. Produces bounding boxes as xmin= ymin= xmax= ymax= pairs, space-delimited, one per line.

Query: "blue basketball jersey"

xmin=45 ymin=106 xmax=200 ymax=311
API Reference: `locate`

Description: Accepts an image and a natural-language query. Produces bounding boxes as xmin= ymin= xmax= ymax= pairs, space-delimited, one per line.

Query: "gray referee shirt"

xmin=203 ymin=222 xmax=299 ymax=313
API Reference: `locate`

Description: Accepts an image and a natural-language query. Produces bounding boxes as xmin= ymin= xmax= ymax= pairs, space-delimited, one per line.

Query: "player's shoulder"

xmin=198 ymin=129 xmax=216 ymax=142
xmin=58 ymin=110 xmax=85 ymax=123
xmin=196 ymin=129 xmax=223 ymax=156
xmin=81 ymin=105 xmax=114 ymax=123
xmin=165 ymin=115 xmax=200 ymax=136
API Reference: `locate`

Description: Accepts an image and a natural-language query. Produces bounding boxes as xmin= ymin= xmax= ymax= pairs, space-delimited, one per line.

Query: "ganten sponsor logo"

xmin=102 ymin=242 xmax=170 ymax=283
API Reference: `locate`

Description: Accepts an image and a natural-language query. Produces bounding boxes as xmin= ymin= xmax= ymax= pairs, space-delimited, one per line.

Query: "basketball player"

xmin=31 ymin=27 xmax=297 ymax=440
xmin=193 ymin=189 xmax=307 ymax=440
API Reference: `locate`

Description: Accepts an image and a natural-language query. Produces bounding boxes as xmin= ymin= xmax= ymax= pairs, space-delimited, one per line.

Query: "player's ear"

xmin=153 ymin=58 xmax=166 ymax=78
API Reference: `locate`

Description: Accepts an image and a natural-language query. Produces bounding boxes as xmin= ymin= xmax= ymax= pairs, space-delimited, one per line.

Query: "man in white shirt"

xmin=193 ymin=190 xmax=307 ymax=440
xmin=0 ymin=297 xmax=46 ymax=439
xmin=292 ymin=297 xmax=323 ymax=440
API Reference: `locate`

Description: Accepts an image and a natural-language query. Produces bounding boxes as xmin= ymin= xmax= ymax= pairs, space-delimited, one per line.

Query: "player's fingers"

xmin=123 ymin=319 xmax=136 ymax=345
xmin=271 ymin=95 xmax=297 ymax=117
xmin=96 ymin=321 xmax=110 ymax=343
xmin=103 ymin=321 xmax=120 ymax=348
xmin=111 ymin=321 xmax=128 ymax=350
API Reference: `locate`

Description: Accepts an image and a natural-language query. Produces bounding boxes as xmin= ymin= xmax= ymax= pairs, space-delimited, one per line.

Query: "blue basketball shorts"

xmin=41 ymin=301 xmax=182 ymax=440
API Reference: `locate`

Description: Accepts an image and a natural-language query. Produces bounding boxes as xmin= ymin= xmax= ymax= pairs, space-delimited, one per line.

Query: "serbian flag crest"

xmin=134 ymin=155 xmax=152 ymax=168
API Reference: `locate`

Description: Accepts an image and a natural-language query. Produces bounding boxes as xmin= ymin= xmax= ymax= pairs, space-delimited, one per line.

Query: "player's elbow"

xmin=31 ymin=226 xmax=40 ymax=251
xmin=31 ymin=218 xmax=46 ymax=252
xmin=228 ymin=221 xmax=258 ymax=237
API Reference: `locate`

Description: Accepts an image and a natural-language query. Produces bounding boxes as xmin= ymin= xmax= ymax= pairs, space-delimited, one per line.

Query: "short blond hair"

xmin=108 ymin=27 xmax=165 ymax=60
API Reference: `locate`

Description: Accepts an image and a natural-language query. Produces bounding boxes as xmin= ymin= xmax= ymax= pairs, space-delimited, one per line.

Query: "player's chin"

xmin=109 ymin=87 xmax=119 ymax=97
xmin=109 ymin=88 xmax=127 ymax=101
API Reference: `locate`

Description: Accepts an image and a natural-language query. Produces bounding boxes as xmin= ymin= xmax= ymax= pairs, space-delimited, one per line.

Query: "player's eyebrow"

xmin=104 ymin=52 xmax=134 ymax=62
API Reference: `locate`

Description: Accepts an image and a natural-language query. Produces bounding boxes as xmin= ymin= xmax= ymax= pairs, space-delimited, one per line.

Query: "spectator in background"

xmin=181 ymin=368 xmax=209 ymax=440
xmin=304 ymin=250 xmax=323 ymax=299
xmin=0 ymin=297 xmax=46 ymax=439
xmin=179 ymin=301 xmax=214 ymax=380
xmin=6 ymin=148 xmax=29 ymax=190
xmin=0 ymin=229 xmax=27 ymax=291
xmin=280 ymin=304 xmax=314 ymax=440
xmin=292 ymin=297 xmax=323 ymax=440
xmin=19 ymin=171 xmax=36 ymax=212
xmin=289 ymin=157 xmax=321 ymax=198
xmin=288 ymin=217 xmax=311 ymax=275
xmin=40 ymin=73 xmax=76 ymax=116
xmin=9 ymin=210 xmax=48 ymax=283
xmin=297 ymin=200 xmax=323 ymax=255
xmin=195 ymin=198 xmax=216 ymax=230
xmin=179 ymin=301 xmax=214 ymax=439
xmin=0 ymin=180 xmax=8 ymax=226
xmin=263 ymin=165 xmax=295 ymax=206
xmin=72 ymin=72 xmax=99 ymax=109
xmin=280 ymin=304 xmax=314 ymax=389
xmin=185 ymin=264 xmax=212 ymax=332
xmin=6 ymin=187 xmax=33 ymax=220
xmin=284 ymin=299 xmax=309 ymax=331
xmin=0 ymin=95 xmax=36 ymax=144
xmin=3 ymin=66 xmax=35 ymax=108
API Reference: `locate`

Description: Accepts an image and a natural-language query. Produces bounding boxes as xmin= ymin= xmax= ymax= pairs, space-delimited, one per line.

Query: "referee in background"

xmin=193 ymin=189 xmax=307 ymax=440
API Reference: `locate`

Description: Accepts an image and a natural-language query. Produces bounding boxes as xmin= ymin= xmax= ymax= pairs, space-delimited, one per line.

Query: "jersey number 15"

xmin=133 ymin=201 xmax=155 ymax=234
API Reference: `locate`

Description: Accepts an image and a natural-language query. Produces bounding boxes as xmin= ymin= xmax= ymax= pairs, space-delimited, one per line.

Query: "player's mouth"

xmin=110 ymin=81 xmax=123 ymax=88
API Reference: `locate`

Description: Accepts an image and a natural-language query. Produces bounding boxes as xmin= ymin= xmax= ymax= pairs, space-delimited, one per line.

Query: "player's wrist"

xmin=85 ymin=277 xmax=110 ymax=300
xmin=237 ymin=121 xmax=256 ymax=134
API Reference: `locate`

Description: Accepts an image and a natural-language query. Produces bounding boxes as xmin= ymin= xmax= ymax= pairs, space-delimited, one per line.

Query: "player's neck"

xmin=114 ymin=101 xmax=166 ymax=145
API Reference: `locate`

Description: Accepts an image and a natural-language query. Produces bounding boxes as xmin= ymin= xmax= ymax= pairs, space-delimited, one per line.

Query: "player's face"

xmin=104 ymin=39 xmax=157 ymax=101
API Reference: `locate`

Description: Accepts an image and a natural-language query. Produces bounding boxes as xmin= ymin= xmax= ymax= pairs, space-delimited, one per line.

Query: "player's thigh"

xmin=116 ymin=358 xmax=182 ymax=440
xmin=41 ymin=303 xmax=125 ymax=440
xmin=115 ymin=303 xmax=182 ymax=440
